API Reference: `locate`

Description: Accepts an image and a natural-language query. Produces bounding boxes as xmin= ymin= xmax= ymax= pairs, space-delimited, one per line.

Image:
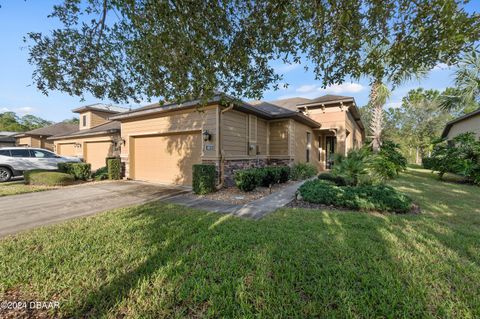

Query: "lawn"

xmin=0 ymin=168 xmax=479 ymax=318
xmin=0 ymin=180 xmax=56 ymax=196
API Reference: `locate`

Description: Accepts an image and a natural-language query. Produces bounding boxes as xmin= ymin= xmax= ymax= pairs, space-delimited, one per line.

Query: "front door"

xmin=326 ymin=136 xmax=336 ymax=169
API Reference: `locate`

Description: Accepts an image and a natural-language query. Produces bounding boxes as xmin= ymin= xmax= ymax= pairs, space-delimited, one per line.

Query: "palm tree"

xmin=439 ymin=50 xmax=480 ymax=111
xmin=368 ymin=80 xmax=391 ymax=153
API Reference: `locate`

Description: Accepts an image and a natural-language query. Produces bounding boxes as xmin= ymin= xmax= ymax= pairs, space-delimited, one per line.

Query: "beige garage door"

xmin=85 ymin=141 xmax=112 ymax=170
xmin=133 ymin=133 xmax=201 ymax=186
xmin=57 ymin=143 xmax=76 ymax=157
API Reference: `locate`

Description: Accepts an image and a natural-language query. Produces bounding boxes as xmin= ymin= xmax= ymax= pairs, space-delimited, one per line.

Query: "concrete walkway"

xmin=166 ymin=180 xmax=305 ymax=220
xmin=234 ymin=181 xmax=305 ymax=219
xmin=0 ymin=181 xmax=188 ymax=238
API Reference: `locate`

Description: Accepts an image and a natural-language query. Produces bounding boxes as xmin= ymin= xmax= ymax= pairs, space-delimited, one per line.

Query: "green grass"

xmin=0 ymin=180 xmax=57 ymax=196
xmin=0 ymin=168 xmax=479 ymax=318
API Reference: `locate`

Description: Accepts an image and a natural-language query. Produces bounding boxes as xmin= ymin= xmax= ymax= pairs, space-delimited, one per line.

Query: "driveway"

xmin=0 ymin=181 xmax=188 ymax=238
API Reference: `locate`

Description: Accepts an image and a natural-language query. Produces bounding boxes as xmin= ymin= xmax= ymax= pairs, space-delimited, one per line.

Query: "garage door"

xmin=133 ymin=133 xmax=201 ymax=186
xmin=57 ymin=143 xmax=76 ymax=157
xmin=85 ymin=141 xmax=112 ymax=170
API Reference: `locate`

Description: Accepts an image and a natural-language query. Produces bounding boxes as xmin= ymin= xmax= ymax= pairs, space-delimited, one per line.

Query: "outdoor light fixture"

xmin=203 ymin=130 xmax=212 ymax=142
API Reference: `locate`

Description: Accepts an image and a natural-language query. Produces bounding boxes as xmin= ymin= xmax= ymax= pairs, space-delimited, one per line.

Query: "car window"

xmin=0 ymin=150 xmax=11 ymax=156
xmin=10 ymin=149 xmax=31 ymax=157
xmin=30 ymin=150 xmax=55 ymax=158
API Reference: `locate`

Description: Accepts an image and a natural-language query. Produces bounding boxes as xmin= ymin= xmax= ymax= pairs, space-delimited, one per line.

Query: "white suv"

xmin=0 ymin=147 xmax=82 ymax=182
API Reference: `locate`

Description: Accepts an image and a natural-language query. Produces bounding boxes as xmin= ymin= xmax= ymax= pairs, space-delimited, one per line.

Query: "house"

xmin=0 ymin=131 xmax=17 ymax=147
xmin=441 ymin=108 xmax=480 ymax=141
xmin=48 ymin=104 xmax=129 ymax=170
xmin=15 ymin=123 xmax=77 ymax=150
xmin=110 ymin=93 xmax=365 ymax=186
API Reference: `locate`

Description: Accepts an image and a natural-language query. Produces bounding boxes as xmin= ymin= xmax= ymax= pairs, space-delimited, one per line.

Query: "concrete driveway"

xmin=0 ymin=181 xmax=188 ymax=238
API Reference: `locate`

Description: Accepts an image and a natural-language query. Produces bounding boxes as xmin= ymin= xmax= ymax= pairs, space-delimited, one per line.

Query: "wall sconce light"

xmin=203 ymin=130 xmax=212 ymax=142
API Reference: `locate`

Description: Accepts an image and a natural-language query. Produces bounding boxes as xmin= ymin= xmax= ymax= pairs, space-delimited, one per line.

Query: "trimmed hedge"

xmin=25 ymin=170 xmax=75 ymax=186
xmin=58 ymin=162 xmax=91 ymax=180
xmin=193 ymin=164 xmax=216 ymax=194
xmin=290 ymin=163 xmax=318 ymax=180
xmin=234 ymin=166 xmax=290 ymax=192
xmin=317 ymin=172 xmax=347 ymax=186
xmin=107 ymin=158 xmax=121 ymax=180
xmin=299 ymin=179 xmax=413 ymax=213
xmin=235 ymin=169 xmax=261 ymax=192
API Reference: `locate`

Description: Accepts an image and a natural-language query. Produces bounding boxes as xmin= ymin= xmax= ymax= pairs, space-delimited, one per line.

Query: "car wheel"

xmin=0 ymin=167 xmax=12 ymax=182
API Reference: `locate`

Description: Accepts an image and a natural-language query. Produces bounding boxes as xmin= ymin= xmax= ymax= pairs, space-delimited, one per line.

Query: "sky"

xmin=0 ymin=1 xmax=478 ymax=122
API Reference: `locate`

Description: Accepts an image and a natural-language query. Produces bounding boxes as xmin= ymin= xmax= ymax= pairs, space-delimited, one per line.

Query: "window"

xmin=0 ymin=150 xmax=11 ymax=156
xmin=306 ymin=132 xmax=311 ymax=163
xmin=30 ymin=150 xmax=55 ymax=158
xmin=82 ymin=115 xmax=87 ymax=127
xmin=10 ymin=149 xmax=31 ymax=157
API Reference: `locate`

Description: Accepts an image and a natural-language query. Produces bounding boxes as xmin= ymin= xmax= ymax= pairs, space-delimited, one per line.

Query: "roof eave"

xmin=297 ymin=98 xmax=355 ymax=108
xmin=47 ymin=129 xmax=119 ymax=140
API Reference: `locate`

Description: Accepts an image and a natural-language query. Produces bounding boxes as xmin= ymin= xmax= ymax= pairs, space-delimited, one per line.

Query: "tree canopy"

xmin=0 ymin=112 xmax=57 ymax=132
xmin=26 ymin=0 xmax=479 ymax=103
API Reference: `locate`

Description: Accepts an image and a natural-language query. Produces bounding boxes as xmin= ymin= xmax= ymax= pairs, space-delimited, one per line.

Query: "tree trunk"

xmin=369 ymin=80 xmax=383 ymax=153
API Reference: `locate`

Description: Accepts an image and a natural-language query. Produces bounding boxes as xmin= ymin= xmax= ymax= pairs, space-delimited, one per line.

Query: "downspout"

xmin=216 ymin=103 xmax=234 ymax=190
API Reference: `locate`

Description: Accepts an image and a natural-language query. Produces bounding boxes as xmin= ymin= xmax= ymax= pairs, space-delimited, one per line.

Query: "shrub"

xmin=278 ymin=166 xmax=290 ymax=183
xmin=379 ymin=141 xmax=407 ymax=174
xmin=428 ymin=132 xmax=480 ymax=184
xmin=257 ymin=166 xmax=277 ymax=186
xmin=58 ymin=163 xmax=92 ymax=181
xmin=234 ymin=169 xmax=261 ymax=192
xmin=192 ymin=164 xmax=216 ymax=194
xmin=290 ymin=163 xmax=317 ymax=180
xmin=25 ymin=170 xmax=75 ymax=186
xmin=317 ymin=172 xmax=347 ymax=186
xmin=107 ymin=158 xmax=122 ymax=180
xmin=332 ymin=148 xmax=372 ymax=186
xmin=92 ymin=166 xmax=109 ymax=181
xmin=58 ymin=162 xmax=91 ymax=180
xmin=299 ymin=179 xmax=413 ymax=213
xmin=421 ymin=157 xmax=435 ymax=170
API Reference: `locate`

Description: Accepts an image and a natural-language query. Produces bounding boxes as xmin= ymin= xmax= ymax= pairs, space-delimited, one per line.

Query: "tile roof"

xmin=48 ymin=121 xmax=121 ymax=140
xmin=267 ymin=97 xmax=312 ymax=110
xmin=16 ymin=122 xmax=78 ymax=137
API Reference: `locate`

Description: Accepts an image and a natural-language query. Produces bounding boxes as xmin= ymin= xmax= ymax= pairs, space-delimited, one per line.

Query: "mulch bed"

xmin=193 ymin=181 xmax=295 ymax=205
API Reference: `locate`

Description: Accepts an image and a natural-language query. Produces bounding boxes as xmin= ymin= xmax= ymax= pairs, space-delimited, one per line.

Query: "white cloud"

xmin=1 ymin=107 xmax=10 ymax=112
xmin=320 ymin=82 xmax=364 ymax=94
xmin=274 ymin=63 xmax=301 ymax=73
xmin=16 ymin=106 xmax=35 ymax=115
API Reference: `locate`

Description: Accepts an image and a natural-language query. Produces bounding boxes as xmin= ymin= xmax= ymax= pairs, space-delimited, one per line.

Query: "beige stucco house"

xmin=110 ymin=93 xmax=365 ymax=186
xmin=441 ymin=108 xmax=480 ymax=141
xmin=15 ymin=123 xmax=77 ymax=151
xmin=48 ymin=104 xmax=128 ymax=170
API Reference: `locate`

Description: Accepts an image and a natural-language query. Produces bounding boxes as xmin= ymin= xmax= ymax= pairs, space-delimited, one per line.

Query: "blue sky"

xmin=0 ymin=1 xmax=478 ymax=122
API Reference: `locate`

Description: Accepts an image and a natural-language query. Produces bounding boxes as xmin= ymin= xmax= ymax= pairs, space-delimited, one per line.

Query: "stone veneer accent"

xmin=202 ymin=158 xmax=294 ymax=187
xmin=120 ymin=155 xmax=129 ymax=179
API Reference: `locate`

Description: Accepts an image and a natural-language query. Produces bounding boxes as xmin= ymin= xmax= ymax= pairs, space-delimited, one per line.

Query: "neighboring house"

xmin=0 ymin=131 xmax=17 ymax=147
xmin=15 ymin=123 xmax=77 ymax=151
xmin=48 ymin=104 xmax=128 ymax=170
xmin=110 ymin=93 xmax=365 ymax=186
xmin=441 ymin=108 xmax=480 ymax=141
